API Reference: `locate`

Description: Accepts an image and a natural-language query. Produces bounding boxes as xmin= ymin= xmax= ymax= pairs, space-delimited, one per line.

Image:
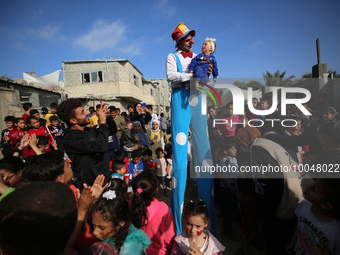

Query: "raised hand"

xmin=90 ymin=174 xmax=109 ymax=199
xmin=97 ymin=103 xmax=109 ymax=125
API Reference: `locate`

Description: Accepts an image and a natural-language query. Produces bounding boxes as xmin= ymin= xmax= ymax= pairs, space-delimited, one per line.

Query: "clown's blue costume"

xmin=166 ymin=22 xmax=215 ymax=235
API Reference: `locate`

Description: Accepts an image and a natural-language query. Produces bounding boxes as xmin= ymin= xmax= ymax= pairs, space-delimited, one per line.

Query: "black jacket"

xmin=63 ymin=124 xmax=110 ymax=189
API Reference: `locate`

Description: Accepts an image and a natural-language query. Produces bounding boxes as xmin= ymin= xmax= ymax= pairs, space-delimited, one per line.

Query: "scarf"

xmin=133 ymin=121 xmax=149 ymax=147
xmin=235 ymin=126 xmax=261 ymax=148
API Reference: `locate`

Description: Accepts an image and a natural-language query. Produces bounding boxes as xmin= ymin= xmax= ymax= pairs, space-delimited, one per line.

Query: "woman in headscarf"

xmin=147 ymin=120 xmax=164 ymax=158
xmin=132 ymin=121 xmax=149 ymax=149
xmin=123 ymin=121 xmax=149 ymax=158
xmin=130 ymin=102 xmax=152 ymax=133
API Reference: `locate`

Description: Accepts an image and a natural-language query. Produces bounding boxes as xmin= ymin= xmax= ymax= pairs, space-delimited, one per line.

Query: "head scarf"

xmin=133 ymin=121 xmax=149 ymax=147
xmin=151 ymin=120 xmax=160 ymax=133
xmin=235 ymin=126 xmax=261 ymax=148
xmin=133 ymin=102 xmax=143 ymax=115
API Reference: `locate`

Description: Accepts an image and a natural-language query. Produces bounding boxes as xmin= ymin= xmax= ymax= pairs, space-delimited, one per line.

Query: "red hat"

xmin=171 ymin=22 xmax=195 ymax=48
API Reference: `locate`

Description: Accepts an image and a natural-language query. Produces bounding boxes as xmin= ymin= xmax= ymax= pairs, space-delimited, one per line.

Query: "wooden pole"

xmin=316 ymin=38 xmax=321 ymax=64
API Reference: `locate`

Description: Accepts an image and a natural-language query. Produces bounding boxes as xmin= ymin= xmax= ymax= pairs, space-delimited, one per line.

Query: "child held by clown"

xmin=189 ymin=38 xmax=218 ymax=93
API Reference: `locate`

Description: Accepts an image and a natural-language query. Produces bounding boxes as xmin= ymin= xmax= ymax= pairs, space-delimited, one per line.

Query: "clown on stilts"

xmin=166 ymin=22 xmax=216 ymax=234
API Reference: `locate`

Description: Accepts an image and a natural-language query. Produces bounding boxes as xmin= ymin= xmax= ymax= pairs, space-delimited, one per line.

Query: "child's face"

xmin=51 ymin=120 xmax=59 ymax=127
xmin=143 ymin=154 xmax=151 ymax=162
xmin=208 ymin=108 xmax=216 ymax=118
xmin=33 ymin=112 xmax=40 ymax=119
xmin=50 ymin=107 xmax=57 ymax=114
xmin=260 ymin=101 xmax=269 ymax=110
xmin=5 ymin=121 xmax=14 ymax=129
xmin=0 ymin=169 xmax=22 ymax=188
xmin=92 ymin=211 xmax=116 ymax=240
xmin=16 ymin=120 xmax=25 ymax=130
xmin=126 ymin=123 xmax=133 ymax=130
xmin=117 ymin=166 xmax=126 ymax=176
xmin=156 ymin=150 xmax=164 ymax=159
xmin=30 ymin=119 xmax=40 ymax=129
xmin=38 ymin=144 xmax=49 ymax=154
xmin=323 ymin=111 xmax=335 ymax=121
xmin=185 ymin=214 xmax=208 ymax=238
xmin=152 ymin=122 xmax=159 ymax=130
xmin=310 ymin=115 xmax=319 ymax=125
xmin=225 ymin=146 xmax=237 ymax=158
xmin=61 ymin=160 xmax=73 ymax=184
xmin=226 ymin=104 xmax=233 ymax=116
xmin=304 ymin=179 xmax=325 ymax=206
xmin=294 ymin=120 xmax=302 ymax=132
xmin=132 ymin=156 xmax=141 ymax=164
xmin=252 ymin=99 xmax=258 ymax=108
xmin=201 ymin=41 xmax=212 ymax=55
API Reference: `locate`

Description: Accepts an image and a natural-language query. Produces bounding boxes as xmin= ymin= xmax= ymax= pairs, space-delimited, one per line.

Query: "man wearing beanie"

xmin=166 ymin=22 xmax=215 ymax=234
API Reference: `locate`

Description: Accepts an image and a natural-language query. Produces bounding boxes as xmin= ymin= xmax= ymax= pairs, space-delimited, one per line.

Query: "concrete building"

xmin=62 ymin=58 xmax=171 ymax=115
xmin=0 ymin=76 xmax=61 ymax=132
xmin=145 ymin=79 xmax=171 ymax=118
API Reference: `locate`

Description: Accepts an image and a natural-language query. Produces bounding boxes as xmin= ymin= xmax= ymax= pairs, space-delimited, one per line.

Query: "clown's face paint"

xmin=185 ymin=214 xmax=208 ymax=238
xmin=178 ymin=35 xmax=194 ymax=53
xmin=92 ymin=211 xmax=117 ymax=240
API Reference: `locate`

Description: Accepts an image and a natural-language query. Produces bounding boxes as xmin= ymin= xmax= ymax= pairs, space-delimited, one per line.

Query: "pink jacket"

xmin=141 ymin=199 xmax=176 ymax=255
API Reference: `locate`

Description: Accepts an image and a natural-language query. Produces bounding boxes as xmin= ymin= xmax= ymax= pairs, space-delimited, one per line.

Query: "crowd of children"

xmin=0 ymin=101 xmax=227 ymax=255
xmin=1 ymin=94 xmax=340 ymax=255
xmin=0 ymin=149 xmax=225 ymax=255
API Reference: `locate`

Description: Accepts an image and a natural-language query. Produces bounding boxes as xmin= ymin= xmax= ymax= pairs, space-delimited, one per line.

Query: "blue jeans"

xmin=157 ymin=176 xmax=167 ymax=190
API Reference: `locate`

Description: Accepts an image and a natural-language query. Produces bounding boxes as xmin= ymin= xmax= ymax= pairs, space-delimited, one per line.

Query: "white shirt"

xmin=153 ymin=157 xmax=167 ymax=177
xmin=295 ymin=200 xmax=340 ymax=255
xmin=166 ymin=49 xmax=196 ymax=88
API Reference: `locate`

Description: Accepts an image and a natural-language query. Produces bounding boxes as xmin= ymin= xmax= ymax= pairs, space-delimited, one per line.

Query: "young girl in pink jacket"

xmin=131 ymin=170 xmax=176 ymax=255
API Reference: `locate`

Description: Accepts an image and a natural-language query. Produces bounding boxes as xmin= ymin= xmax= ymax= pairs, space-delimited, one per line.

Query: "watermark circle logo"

xmin=176 ymin=132 xmax=187 ymax=146
xmin=188 ymin=95 xmax=198 ymax=106
xmin=172 ymin=176 xmax=177 ymax=189
xmin=202 ymin=159 xmax=213 ymax=167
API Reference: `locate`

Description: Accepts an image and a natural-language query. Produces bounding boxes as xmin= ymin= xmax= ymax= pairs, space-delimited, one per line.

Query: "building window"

xmin=151 ymin=88 xmax=154 ymax=96
xmin=133 ymin=75 xmax=139 ymax=87
xmin=82 ymin=71 xmax=103 ymax=84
